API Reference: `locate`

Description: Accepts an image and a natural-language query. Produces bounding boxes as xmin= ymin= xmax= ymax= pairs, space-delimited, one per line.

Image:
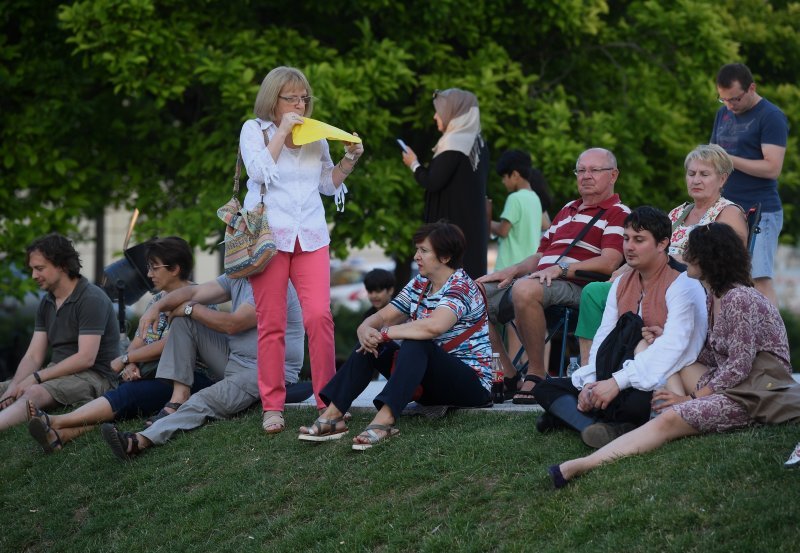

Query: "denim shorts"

xmin=752 ymin=209 xmax=782 ymax=279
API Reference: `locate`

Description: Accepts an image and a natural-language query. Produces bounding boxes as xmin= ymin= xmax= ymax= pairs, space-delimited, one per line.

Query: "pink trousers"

xmin=249 ymin=242 xmax=335 ymax=411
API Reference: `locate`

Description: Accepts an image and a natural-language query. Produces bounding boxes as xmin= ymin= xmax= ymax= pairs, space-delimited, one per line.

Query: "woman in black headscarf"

xmin=401 ymin=88 xmax=489 ymax=279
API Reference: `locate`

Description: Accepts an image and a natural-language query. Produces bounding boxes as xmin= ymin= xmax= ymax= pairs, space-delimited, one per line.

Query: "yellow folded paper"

xmin=292 ymin=117 xmax=362 ymax=145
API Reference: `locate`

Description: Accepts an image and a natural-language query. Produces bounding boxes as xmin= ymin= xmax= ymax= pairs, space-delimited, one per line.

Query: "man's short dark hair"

xmin=363 ymin=268 xmax=395 ymax=292
xmin=496 ymin=149 xmax=532 ymax=179
xmin=26 ymin=233 xmax=82 ymax=279
xmin=716 ymin=63 xmax=754 ymax=90
xmin=623 ymin=206 xmax=671 ymax=245
xmin=496 ymin=150 xmax=552 ymax=210
xmin=146 ymin=236 xmax=194 ymax=280
xmin=412 ymin=221 xmax=465 ymax=270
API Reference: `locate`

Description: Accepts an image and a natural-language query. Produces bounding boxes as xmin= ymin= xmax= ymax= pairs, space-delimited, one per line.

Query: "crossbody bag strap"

xmin=671 ymin=203 xmax=694 ymax=232
xmin=442 ymin=284 xmax=488 ymax=353
xmin=409 ymin=278 xmax=488 ymax=353
xmin=555 ymin=208 xmax=607 ymax=263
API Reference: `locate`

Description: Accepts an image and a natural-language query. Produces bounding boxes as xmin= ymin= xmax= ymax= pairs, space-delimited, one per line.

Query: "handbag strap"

xmin=233 ymin=128 xmax=271 ymax=197
xmin=671 ymin=203 xmax=694 ymax=232
xmin=555 ymin=208 xmax=607 ymax=263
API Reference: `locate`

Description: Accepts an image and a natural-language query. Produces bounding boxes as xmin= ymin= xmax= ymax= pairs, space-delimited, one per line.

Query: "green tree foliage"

xmin=1 ymin=0 xmax=798 ymax=297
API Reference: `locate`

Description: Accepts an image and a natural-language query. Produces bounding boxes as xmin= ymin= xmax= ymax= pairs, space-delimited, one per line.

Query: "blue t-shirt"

xmin=710 ymin=98 xmax=789 ymax=213
xmin=390 ymin=269 xmax=491 ymax=390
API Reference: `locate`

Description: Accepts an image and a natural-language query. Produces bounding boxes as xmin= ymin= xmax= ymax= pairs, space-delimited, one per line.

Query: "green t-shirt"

xmin=495 ymin=189 xmax=543 ymax=270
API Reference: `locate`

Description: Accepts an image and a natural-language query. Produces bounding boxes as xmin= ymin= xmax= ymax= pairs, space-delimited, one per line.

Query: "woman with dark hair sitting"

xmin=548 ymin=222 xmax=792 ymax=488
xmin=299 ymin=221 xmax=492 ymax=449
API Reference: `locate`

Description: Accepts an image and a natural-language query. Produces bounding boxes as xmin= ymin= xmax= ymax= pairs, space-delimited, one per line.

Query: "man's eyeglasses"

xmin=718 ymin=92 xmax=747 ymax=104
xmin=146 ymin=264 xmax=168 ymax=272
xmin=279 ymin=95 xmax=313 ymax=105
xmin=574 ymin=167 xmax=615 ymax=177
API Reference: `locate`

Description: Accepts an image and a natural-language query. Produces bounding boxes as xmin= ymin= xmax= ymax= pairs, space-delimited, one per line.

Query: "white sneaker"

xmin=784 ymin=442 xmax=800 ymax=469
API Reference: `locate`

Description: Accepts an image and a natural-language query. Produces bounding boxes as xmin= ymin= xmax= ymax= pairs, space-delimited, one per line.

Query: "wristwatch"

xmin=184 ymin=302 xmax=195 ymax=318
xmin=557 ymin=262 xmax=569 ymax=279
xmin=122 ymin=353 xmax=129 ymax=365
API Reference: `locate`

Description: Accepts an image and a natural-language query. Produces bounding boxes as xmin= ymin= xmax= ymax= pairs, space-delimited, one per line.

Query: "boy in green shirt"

xmin=490 ymin=150 xmax=549 ymax=270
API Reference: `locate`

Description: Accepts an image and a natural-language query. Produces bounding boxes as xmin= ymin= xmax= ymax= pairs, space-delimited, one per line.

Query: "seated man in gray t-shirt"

xmin=99 ymin=275 xmax=305 ymax=459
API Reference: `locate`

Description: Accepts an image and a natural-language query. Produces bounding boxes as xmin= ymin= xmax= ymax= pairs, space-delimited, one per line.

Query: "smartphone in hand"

xmin=396 ymin=138 xmax=409 ymax=153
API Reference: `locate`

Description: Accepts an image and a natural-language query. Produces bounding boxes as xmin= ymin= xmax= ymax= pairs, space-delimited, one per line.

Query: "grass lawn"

xmin=1 ymin=407 xmax=798 ymax=552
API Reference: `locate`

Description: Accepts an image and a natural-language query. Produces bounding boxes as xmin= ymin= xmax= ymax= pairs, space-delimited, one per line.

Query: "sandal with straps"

xmin=298 ymin=415 xmax=349 ymax=442
xmin=100 ymin=423 xmax=142 ymax=460
xmin=352 ymin=423 xmax=400 ymax=451
xmin=262 ymin=411 xmax=285 ymax=434
xmin=28 ymin=415 xmax=63 ymax=454
xmin=512 ymin=374 xmax=543 ymax=405
xmin=145 ymin=401 xmax=183 ymax=427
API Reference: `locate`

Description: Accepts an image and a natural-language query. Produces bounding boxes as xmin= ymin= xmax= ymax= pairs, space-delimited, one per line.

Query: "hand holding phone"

xmin=396 ymin=138 xmax=409 ymax=153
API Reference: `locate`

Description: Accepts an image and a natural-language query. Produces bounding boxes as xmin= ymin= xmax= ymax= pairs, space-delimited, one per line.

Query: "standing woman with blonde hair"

xmin=241 ymin=66 xmax=364 ymax=433
xmin=401 ymin=88 xmax=489 ymax=279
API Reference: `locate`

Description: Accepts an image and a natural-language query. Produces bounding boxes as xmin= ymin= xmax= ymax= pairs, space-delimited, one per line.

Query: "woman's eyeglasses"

xmin=279 ymin=95 xmax=313 ymax=105
xmin=146 ymin=264 xmax=168 ymax=272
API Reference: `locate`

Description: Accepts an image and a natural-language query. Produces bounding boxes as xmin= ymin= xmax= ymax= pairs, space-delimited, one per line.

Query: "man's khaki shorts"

xmin=483 ymin=278 xmax=584 ymax=324
xmin=41 ymin=370 xmax=115 ymax=406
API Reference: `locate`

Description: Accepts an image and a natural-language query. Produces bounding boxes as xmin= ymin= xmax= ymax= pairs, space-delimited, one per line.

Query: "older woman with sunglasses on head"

xmin=548 ymin=222 xmax=791 ymax=488
xmin=401 ymin=88 xmax=489 ymax=280
xmin=241 ymin=66 xmax=364 ymax=434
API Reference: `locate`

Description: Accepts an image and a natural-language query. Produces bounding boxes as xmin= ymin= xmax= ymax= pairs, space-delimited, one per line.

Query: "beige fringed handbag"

xmin=217 ymin=131 xmax=277 ymax=278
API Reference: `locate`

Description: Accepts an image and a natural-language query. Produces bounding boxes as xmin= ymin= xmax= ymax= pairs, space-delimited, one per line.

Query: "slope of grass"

xmin=1 ymin=408 xmax=798 ymax=552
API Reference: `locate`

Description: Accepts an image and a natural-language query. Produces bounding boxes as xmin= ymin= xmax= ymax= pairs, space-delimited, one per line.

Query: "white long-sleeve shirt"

xmin=239 ymin=118 xmax=347 ymax=253
xmin=571 ymin=271 xmax=707 ymax=392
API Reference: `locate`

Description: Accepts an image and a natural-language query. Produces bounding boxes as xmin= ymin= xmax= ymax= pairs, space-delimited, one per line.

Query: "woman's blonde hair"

xmin=684 ymin=144 xmax=733 ymax=175
xmin=253 ymin=66 xmax=314 ymax=122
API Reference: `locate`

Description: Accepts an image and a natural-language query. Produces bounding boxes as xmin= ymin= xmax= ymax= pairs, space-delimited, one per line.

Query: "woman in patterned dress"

xmin=549 ymin=222 xmax=791 ymax=488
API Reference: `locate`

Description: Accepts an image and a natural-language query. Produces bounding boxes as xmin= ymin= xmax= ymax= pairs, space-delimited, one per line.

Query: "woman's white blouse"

xmin=239 ymin=118 xmax=347 ymax=253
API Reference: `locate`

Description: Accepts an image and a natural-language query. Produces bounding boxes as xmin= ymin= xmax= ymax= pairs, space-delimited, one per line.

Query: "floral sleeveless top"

xmin=668 ymin=197 xmax=738 ymax=257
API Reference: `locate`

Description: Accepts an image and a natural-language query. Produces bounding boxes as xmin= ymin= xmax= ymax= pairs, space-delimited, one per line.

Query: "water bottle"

xmin=491 ymin=353 xmax=504 ymax=404
xmin=650 ymin=376 xmax=668 ymax=419
xmin=566 ymin=356 xmax=580 ymax=378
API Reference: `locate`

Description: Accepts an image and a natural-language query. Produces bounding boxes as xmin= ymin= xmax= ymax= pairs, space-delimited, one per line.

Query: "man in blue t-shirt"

xmin=710 ymin=62 xmax=789 ymax=305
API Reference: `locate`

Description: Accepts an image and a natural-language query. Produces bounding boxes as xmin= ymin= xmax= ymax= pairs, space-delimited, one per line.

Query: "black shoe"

xmin=503 ymin=373 xmax=521 ymax=401
xmin=580 ymin=422 xmax=636 ymax=449
xmin=536 ymin=412 xmax=563 ymax=433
